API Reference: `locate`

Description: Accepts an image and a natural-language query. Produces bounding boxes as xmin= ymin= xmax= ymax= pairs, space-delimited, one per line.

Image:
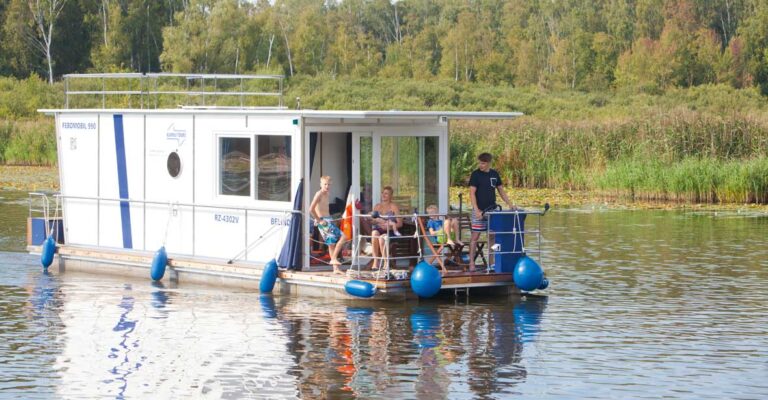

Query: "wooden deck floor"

xmin=280 ymin=267 xmax=514 ymax=290
xmin=40 ymin=245 xmax=517 ymax=297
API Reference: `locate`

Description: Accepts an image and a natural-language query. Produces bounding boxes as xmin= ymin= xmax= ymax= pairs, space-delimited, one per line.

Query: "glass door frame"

xmin=351 ymin=131 xmax=374 ymax=212
xmin=353 ymin=127 xmax=449 ymax=213
xmin=303 ymin=123 xmax=449 ymax=271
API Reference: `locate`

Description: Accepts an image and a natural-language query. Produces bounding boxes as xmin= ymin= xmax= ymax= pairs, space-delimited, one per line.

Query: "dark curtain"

xmin=277 ymin=179 xmax=303 ymax=269
xmin=277 ymin=133 xmax=318 ymax=269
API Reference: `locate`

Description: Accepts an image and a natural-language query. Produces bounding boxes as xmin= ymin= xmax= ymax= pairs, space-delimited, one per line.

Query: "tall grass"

xmin=450 ymin=111 xmax=768 ymax=203
xmin=0 ymin=119 xmax=57 ymax=165
xmin=597 ymin=157 xmax=768 ymax=204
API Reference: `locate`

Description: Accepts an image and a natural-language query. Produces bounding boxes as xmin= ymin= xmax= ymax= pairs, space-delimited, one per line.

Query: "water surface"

xmin=1 ymin=191 xmax=767 ymax=399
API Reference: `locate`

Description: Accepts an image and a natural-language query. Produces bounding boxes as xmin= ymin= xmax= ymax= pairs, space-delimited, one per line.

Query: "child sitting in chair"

xmin=426 ymin=204 xmax=464 ymax=247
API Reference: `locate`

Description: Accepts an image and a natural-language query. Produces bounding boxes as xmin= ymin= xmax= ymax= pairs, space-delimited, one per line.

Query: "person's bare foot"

xmin=447 ymin=239 xmax=455 ymax=247
xmin=455 ymin=240 xmax=465 ymax=246
xmin=333 ymin=268 xmax=344 ymax=275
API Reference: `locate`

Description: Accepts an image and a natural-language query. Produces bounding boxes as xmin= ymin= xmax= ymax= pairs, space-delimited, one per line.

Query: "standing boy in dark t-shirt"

xmin=468 ymin=152 xmax=514 ymax=272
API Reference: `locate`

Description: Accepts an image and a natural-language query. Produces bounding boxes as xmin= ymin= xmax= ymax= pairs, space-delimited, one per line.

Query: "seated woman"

xmin=369 ymin=186 xmax=402 ymax=270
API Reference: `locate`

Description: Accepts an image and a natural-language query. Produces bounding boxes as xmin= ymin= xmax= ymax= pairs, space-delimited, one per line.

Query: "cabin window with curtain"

xmin=255 ymin=135 xmax=291 ymax=202
xmin=219 ymin=137 xmax=251 ymax=196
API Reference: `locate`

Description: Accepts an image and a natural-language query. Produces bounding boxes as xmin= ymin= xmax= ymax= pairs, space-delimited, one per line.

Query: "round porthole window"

xmin=167 ymin=152 xmax=181 ymax=178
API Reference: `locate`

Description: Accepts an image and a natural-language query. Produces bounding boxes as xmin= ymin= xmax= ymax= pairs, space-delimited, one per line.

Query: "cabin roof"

xmin=39 ymin=108 xmax=523 ymax=122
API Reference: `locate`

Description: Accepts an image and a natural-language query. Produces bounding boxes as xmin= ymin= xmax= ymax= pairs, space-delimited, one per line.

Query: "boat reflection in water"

xmin=267 ymin=295 xmax=548 ymax=398
xmin=14 ymin=265 xmax=546 ymax=398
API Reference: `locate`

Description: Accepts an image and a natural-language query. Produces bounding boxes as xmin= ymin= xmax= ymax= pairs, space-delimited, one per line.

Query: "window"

xmin=219 ymin=135 xmax=292 ymax=201
xmin=256 ymin=135 xmax=291 ymax=202
xmin=167 ymin=152 xmax=181 ymax=178
xmin=220 ymin=137 xmax=251 ymax=196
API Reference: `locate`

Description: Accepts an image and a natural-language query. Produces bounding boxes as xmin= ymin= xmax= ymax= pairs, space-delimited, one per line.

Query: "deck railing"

xmin=33 ymin=192 xmax=547 ymax=275
xmin=337 ymin=208 xmax=546 ymax=280
xmin=45 ymin=193 xmax=298 ymax=262
xmin=63 ymin=73 xmax=285 ymax=110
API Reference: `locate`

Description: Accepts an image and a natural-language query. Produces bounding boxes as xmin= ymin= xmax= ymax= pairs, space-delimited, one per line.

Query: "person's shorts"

xmin=471 ymin=215 xmax=488 ymax=232
xmin=318 ymin=217 xmax=342 ymax=245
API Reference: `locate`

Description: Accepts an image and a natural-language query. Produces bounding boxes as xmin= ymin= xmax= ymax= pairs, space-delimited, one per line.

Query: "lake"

xmin=1 ymin=190 xmax=767 ymax=399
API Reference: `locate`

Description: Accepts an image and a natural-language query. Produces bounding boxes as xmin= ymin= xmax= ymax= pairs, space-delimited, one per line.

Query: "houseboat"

xmin=30 ymin=73 xmax=548 ymax=300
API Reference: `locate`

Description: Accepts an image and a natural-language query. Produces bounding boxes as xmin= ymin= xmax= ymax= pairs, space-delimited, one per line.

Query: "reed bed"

xmin=0 ymin=119 xmax=57 ymax=165
xmin=452 ymin=111 xmax=768 ymax=204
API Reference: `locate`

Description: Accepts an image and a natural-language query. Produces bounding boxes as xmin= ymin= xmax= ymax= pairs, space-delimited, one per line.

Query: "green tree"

xmin=161 ymin=0 xmax=256 ymax=74
xmin=291 ymin=4 xmax=328 ymax=76
xmin=635 ymin=0 xmax=665 ymax=40
xmin=326 ymin=3 xmax=382 ymax=78
xmin=738 ymin=0 xmax=768 ymax=94
xmin=615 ymin=36 xmax=674 ymax=92
xmin=91 ymin=0 xmax=179 ymax=72
xmin=588 ymin=32 xmax=619 ymax=89
xmin=439 ymin=10 xmax=483 ymax=82
xmin=26 ymin=0 xmax=70 ymax=83
xmin=1 ymin=0 xmax=40 ymax=78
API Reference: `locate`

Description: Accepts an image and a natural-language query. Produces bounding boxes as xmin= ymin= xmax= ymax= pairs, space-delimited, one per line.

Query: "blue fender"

xmin=410 ymin=261 xmax=442 ymax=298
xmin=41 ymin=236 xmax=56 ymax=269
xmin=538 ymin=277 xmax=550 ymax=290
xmin=259 ymin=259 xmax=279 ymax=293
xmin=513 ymin=256 xmax=544 ymax=292
xmin=150 ymin=247 xmax=168 ymax=281
xmin=345 ymin=280 xmax=376 ymax=298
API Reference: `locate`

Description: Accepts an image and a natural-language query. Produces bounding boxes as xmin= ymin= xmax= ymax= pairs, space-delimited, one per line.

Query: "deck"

xmin=30 ymin=244 xmax=519 ymax=300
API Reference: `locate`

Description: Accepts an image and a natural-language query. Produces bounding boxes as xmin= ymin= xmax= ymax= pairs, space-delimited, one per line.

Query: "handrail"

xmin=55 ymin=193 xmax=298 ymax=259
xmin=55 ymin=194 xmax=300 ymax=215
xmin=52 ymin=192 xmax=545 ymax=271
xmin=63 ymin=73 xmax=285 ymax=110
xmin=28 ymin=192 xmax=62 ymax=240
xmin=339 ymin=209 xmax=546 ymax=276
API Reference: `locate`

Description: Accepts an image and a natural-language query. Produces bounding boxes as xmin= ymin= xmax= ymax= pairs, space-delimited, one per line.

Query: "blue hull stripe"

xmin=114 ymin=114 xmax=133 ymax=249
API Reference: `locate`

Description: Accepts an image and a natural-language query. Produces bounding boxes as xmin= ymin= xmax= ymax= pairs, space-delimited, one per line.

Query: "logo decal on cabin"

xmin=166 ymin=124 xmax=187 ymax=147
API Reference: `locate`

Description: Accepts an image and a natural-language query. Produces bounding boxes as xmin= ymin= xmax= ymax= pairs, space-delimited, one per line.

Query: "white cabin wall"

xmin=58 ymin=113 xmax=99 ymax=246
xmin=193 ymin=114 xmax=248 ymax=260
xmin=192 ymin=114 xmax=299 ymax=262
xmin=144 ymin=114 xmax=194 ymax=255
xmin=244 ymin=115 xmax=301 ymax=263
xmin=97 ymin=113 xmax=145 ymax=250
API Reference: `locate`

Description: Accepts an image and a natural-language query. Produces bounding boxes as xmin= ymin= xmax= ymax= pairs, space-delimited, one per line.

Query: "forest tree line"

xmin=2 ymin=0 xmax=768 ymax=95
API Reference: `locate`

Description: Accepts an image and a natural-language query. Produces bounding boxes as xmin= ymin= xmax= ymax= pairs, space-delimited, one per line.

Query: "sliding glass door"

xmin=353 ymin=132 xmax=444 ymax=215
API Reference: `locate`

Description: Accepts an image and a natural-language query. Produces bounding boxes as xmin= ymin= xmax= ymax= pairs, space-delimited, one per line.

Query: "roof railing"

xmin=63 ymin=73 xmax=285 ymax=110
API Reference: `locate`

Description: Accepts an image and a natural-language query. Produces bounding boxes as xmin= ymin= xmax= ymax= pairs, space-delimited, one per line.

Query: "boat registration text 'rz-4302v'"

xmin=214 ymin=214 xmax=239 ymax=224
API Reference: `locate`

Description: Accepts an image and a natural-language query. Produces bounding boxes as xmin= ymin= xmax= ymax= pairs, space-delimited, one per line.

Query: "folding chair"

xmin=446 ymin=242 xmax=465 ymax=266
xmin=417 ymin=217 xmax=448 ymax=273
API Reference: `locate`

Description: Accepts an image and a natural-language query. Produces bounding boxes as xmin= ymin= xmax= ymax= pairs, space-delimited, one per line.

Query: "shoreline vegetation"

xmin=1 ymin=76 xmax=767 ymax=207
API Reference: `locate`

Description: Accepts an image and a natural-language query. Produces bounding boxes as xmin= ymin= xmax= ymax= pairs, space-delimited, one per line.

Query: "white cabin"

xmin=41 ymin=73 xmax=523 ymax=279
